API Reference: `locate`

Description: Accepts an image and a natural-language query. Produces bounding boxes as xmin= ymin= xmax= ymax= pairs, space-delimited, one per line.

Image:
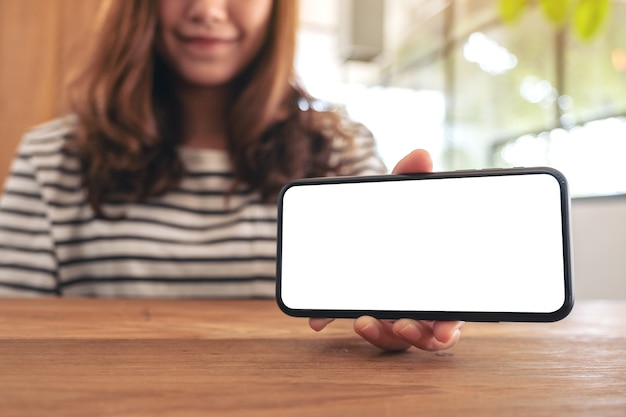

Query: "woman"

xmin=0 ymin=0 xmax=462 ymax=352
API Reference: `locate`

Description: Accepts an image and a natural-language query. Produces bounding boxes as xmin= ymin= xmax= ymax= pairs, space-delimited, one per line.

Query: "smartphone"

xmin=276 ymin=167 xmax=574 ymax=322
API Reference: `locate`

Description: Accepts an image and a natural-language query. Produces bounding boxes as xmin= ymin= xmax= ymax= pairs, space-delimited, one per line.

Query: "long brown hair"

xmin=68 ymin=0 xmax=353 ymax=217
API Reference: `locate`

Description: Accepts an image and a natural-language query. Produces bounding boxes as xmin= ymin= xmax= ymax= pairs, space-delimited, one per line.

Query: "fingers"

xmin=432 ymin=320 xmax=464 ymax=345
xmin=311 ymin=316 xmax=464 ymax=353
xmin=353 ymin=316 xmax=412 ymax=352
xmin=309 ymin=318 xmax=335 ymax=331
xmin=353 ymin=317 xmax=464 ymax=352
xmin=392 ymin=319 xmax=464 ymax=352
xmin=391 ymin=149 xmax=433 ymax=174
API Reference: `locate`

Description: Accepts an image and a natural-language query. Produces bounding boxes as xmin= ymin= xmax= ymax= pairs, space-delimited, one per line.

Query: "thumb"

xmin=392 ymin=149 xmax=433 ymax=174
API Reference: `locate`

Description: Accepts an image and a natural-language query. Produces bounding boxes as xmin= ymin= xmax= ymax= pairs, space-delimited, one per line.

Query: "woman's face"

xmin=156 ymin=0 xmax=273 ymax=87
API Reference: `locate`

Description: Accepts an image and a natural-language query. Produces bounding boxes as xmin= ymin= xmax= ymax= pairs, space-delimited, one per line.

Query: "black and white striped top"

xmin=0 ymin=117 xmax=387 ymax=297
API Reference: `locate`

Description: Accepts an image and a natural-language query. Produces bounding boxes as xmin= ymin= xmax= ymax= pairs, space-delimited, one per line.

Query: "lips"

xmin=177 ymin=31 xmax=237 ymax=46
xmin=184 ymin=36 xmax=232 ymax=45
xmin=174 ymin=32 xmax=238 ymax=57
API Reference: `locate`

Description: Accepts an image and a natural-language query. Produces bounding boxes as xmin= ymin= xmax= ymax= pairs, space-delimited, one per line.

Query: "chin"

xmin=178 ymin=67 xmax=244 ymax=89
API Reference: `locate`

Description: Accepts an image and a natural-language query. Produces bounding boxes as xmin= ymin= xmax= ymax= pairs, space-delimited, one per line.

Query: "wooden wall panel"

xmin=0 ymin=0 xmax=102 ymax=189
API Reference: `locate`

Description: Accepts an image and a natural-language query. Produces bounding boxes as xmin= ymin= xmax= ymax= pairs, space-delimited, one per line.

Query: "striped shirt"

xmin=0 ymin=117 xmax=387 ymax=297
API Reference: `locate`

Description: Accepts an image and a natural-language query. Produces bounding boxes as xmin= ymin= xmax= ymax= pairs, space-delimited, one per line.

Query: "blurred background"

xmin=0 ymin=0 xmax=624 ymax=299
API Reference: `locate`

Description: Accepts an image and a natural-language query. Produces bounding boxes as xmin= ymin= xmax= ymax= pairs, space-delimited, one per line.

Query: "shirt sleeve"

xmin=0 ymin=138 xmax=60 ymax=296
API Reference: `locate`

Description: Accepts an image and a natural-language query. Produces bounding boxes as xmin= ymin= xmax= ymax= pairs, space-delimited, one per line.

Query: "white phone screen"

xmin=277 ymin=169 xmax=573 ymax=321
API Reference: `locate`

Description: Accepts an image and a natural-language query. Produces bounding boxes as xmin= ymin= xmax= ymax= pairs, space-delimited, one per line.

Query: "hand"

xmin=309 ymin=317 xmax=463 ymax=352
xmin=308 ymin=149 xmax=465 ymax=352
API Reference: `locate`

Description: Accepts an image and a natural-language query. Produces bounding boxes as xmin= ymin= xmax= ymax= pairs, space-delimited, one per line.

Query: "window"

xmin=297 ymin=0 xmax=626 ymax=197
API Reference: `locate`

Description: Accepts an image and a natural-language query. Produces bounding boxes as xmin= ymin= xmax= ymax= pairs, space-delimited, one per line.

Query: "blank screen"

xmin=278 ymin=171 xmax=571 ymax=316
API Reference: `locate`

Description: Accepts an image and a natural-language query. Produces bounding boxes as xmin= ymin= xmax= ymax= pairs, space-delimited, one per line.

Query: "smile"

xmin=174 ymin=33 xmax=239 ymax=58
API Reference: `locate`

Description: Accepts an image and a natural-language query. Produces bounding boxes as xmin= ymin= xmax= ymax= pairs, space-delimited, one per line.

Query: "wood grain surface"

xmin=0 ymin=298 xmax=624 ymax=417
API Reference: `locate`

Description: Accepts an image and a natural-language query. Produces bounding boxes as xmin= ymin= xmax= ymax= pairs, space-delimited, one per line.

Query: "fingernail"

xmin=437 ymin=322 xmax=464 ymax=342
xmin=449 ymin=329 xmax=461 ymax=343
xmin=397 ymin=322 xmax=422 ymax=342
xmin=359 ymin=320 xmax=380 ymax=340
xmin=437 ymin=327 xmax=462 ymax=344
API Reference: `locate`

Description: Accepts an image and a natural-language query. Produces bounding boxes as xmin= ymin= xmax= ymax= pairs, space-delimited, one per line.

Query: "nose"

xmin=187 ymin=0 xmax=228 ymax=24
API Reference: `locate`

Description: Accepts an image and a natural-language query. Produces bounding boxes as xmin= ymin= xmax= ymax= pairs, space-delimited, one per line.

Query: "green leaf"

xmin=499 ymin=0 xmax=528 ymax=23
xmin=574 ymin=0 xmax=610 ymax=40
xmin=539 ymin=0 xmax=572 ymax=25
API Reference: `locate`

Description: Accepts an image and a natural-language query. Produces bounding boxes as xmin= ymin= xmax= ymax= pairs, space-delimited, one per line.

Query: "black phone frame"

xmin=276 ymin=167 xmax=574 ymax=323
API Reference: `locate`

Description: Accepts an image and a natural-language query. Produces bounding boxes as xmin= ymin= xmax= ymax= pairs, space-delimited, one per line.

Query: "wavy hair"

xmin=67 ymin=0 xmax=354 ymax=217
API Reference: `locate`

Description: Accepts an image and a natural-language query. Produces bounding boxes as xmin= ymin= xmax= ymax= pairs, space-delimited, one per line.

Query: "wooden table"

xmin=0 ymin=298 xmax=624 ymax=417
